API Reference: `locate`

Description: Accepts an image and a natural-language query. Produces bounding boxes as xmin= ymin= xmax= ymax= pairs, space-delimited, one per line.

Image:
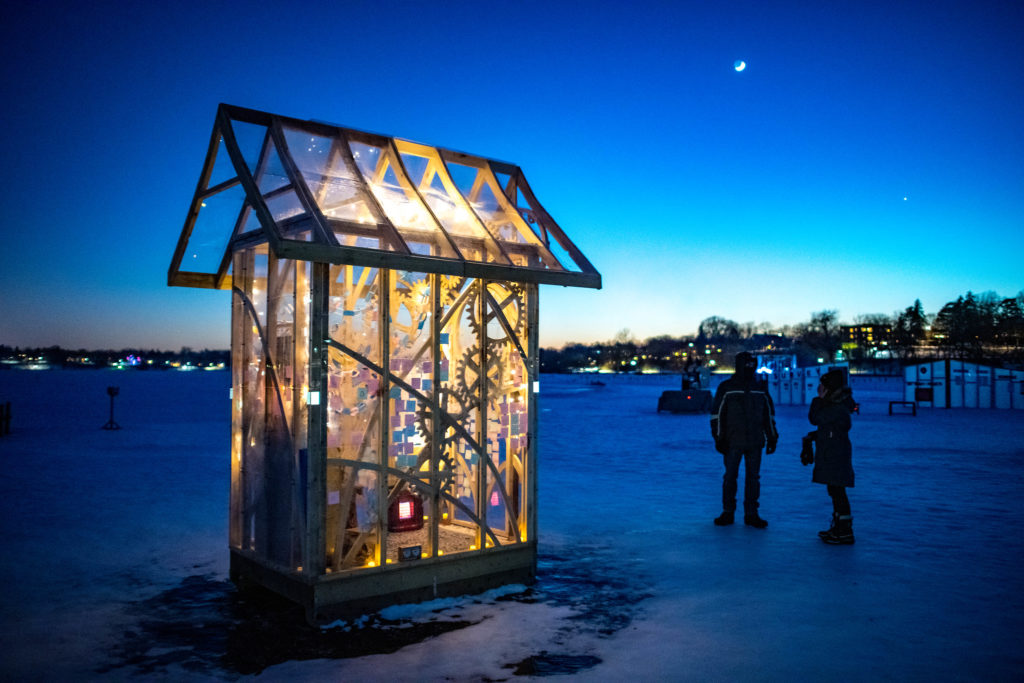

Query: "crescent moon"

xmin=734 ymin=60 xmax=746 ymax=72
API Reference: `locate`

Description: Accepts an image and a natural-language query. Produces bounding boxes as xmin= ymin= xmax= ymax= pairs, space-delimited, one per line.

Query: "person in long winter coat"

xmin=710 ymin=351 xmax=778 ymax=528
xmin=806 ymin=369 xmax=857 ymax=544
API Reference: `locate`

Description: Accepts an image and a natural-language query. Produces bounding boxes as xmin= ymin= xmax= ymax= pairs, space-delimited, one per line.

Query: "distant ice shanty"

xmin=756 ymin=354 xmax=849 ymax=406
xmin=905 ymin=360 xmax=1024 ymax=409
xmin=168 ymin=104 xmax=600 ymax=622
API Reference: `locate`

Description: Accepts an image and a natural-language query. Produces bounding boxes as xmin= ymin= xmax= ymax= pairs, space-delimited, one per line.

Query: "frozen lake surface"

xmin=1 ymin=370 xmax=1022 ymax=681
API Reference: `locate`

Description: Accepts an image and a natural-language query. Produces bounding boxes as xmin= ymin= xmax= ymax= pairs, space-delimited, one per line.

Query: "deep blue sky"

xmin=1 ymin=1 xmax=1021 ymax=350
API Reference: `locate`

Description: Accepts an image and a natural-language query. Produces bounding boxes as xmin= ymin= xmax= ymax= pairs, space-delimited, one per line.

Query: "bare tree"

xmin=853 ymin=313 xmax=892 ymax=326
xmin=612 ymin=328 xmax=634 ymax=344
xmin=697 ymin=316 xmax=740 ymax=342
xmin=797 ymin=310 xmax=841 ymax=362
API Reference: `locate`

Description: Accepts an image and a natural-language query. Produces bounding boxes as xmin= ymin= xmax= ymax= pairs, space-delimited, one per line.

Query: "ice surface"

xmin=0 ymin=370 xmax=1022 ymax=680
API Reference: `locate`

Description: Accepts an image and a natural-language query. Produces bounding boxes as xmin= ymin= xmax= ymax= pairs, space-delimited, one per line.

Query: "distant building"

xmin=841 ymin=324 xmax=894 ymax=359
xmin=842 ymin=324 xmax=893 ymax=347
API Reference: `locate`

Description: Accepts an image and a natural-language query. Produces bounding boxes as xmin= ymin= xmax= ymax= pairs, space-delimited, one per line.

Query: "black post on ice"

xmin=102 ymin=386 xmax=121 ymax=431
xmin=0 ymin=401 xmax=10 ymax=436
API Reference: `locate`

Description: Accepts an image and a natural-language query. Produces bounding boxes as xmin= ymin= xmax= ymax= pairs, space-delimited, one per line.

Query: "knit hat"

xmin=821 ymin=369 xmax=845 ymax=392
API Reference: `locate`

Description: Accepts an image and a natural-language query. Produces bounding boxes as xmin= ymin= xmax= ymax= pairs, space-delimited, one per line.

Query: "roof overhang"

xmin=169 ymin=104 xmax=601 ymax=290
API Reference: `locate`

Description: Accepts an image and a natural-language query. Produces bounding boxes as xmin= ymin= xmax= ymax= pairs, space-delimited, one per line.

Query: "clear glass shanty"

xmin=231 ymin=248 xmax=534 ymax=574
xmin=172 ymin=105 xmax=599 ymax=619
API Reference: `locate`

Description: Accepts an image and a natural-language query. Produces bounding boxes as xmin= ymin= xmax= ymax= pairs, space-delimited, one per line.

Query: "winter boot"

xmin=821 ymin=516 xmax=854 ymax=545
xmin=818 ymin=513 xmax=839 ymax=539
xmin=744 ymin=513 xmax=768 ymax=529
xmin=714 ymin=510 xmax=735 ymax=526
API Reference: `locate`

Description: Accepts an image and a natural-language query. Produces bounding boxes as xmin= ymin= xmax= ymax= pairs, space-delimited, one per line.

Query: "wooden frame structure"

xmin=168 ymin=104 xmax=600 ymax=623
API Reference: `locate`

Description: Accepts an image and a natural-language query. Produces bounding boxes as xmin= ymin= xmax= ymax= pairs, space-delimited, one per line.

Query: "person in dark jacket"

xmin=806 ymin=369 xmax=857 ymax=544
xmin=710 ymin=351 xmax=778 ymax=528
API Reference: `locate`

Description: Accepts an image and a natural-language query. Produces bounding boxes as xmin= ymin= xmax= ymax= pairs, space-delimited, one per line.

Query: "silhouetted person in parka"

xmin=710 ymin=351 xmax=778 ymax=528
xmin=806 ymin=369 xmax=857 ymax=544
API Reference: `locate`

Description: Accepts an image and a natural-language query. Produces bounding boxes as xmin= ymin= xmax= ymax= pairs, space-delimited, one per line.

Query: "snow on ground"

xmin=0 ymin=370 xmax=1022 ymax=681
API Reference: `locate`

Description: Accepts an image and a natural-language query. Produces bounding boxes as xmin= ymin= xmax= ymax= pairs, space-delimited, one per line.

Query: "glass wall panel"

xmin=230 ymin=245 xmax=311 ymax=571
xmin=436 ymin=277 xmax=483 ymax=552
xmin=229 ymin=253 xmax=246 ymax=549
xmin=263 ymin=254 xmax=309 ymax=568
xmin=236 ymin=246 xmax=268 ymax=556
xmin=483 ymin=282 xmax=530 ymax=544
xmin=325 ymin=264 xmax=383 ymax=571
xmin=386 ymin=272 xmax=436 ymax=560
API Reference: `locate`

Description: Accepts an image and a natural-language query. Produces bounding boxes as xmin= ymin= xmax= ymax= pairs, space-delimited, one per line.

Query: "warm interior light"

xmin=388 ymin=491 xmax=424 ymax=532
xmin=366 ymin=560 xmax=376 ymax=568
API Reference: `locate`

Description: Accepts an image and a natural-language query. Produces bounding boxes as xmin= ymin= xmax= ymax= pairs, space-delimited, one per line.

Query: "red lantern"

xmin=388 ymin=490 xmax=424 ymax=532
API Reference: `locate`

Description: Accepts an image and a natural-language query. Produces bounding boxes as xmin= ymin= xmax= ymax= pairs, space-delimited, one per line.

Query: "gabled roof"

xmin=169 ymin=104 xmax=601 ymax=289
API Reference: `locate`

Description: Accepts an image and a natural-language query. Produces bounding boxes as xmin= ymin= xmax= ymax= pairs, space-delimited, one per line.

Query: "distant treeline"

xmin=541 ymin=290 xmax=1024 ymax=374
xmin=0 ymin=345 xmax=229 ymax=369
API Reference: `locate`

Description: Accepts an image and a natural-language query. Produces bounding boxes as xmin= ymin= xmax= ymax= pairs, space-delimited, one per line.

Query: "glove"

xmin=765 ymin=439 xmax=777 ymax=455
xmin=800 ymin=434 xmax=815 ymax=466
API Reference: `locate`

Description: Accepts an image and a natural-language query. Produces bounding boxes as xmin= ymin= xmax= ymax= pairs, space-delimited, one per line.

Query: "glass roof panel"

xmin=447 ymin=161 xmax=563 ymax=271
xmin=397 ymin=153 xmax=430 ymax=186
xmin=207 ymin=136 xmax=238 ymax=188
xmin=238 ymin=203 xmax=262 ymax=236
xmin=327 ymin=219 xmax=398 ymax=252
xmin=398 ymin=149 xmax=508 ymax=265
xmin=445 ymin=162 xmax=478 ymax=196
xmin=229 ymin=120 xmax=269 ymax=173
xmin=533 ymin=220 xmax=580 ymax=273
xmin=265 ymin=188 xmax=306 ymax=223
xmin=349 ymin=140 xmax=457 ymax=260
xmin=333 ymin=232 xmax=385 ymax=251
xmin=420 ymin=171 xmax=508 ymax=264
xmin=281 ymin=125 xmax=378 ymax=226
xmin=182 ymin=183 xmax=245 ymax=274
xmin=256 ymin=138 xmax=291 ymax=196
xmin=515 ymin=186 xmax=583 ymax=273
xmin=494 ymin=171 xmax=512 ymax=193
